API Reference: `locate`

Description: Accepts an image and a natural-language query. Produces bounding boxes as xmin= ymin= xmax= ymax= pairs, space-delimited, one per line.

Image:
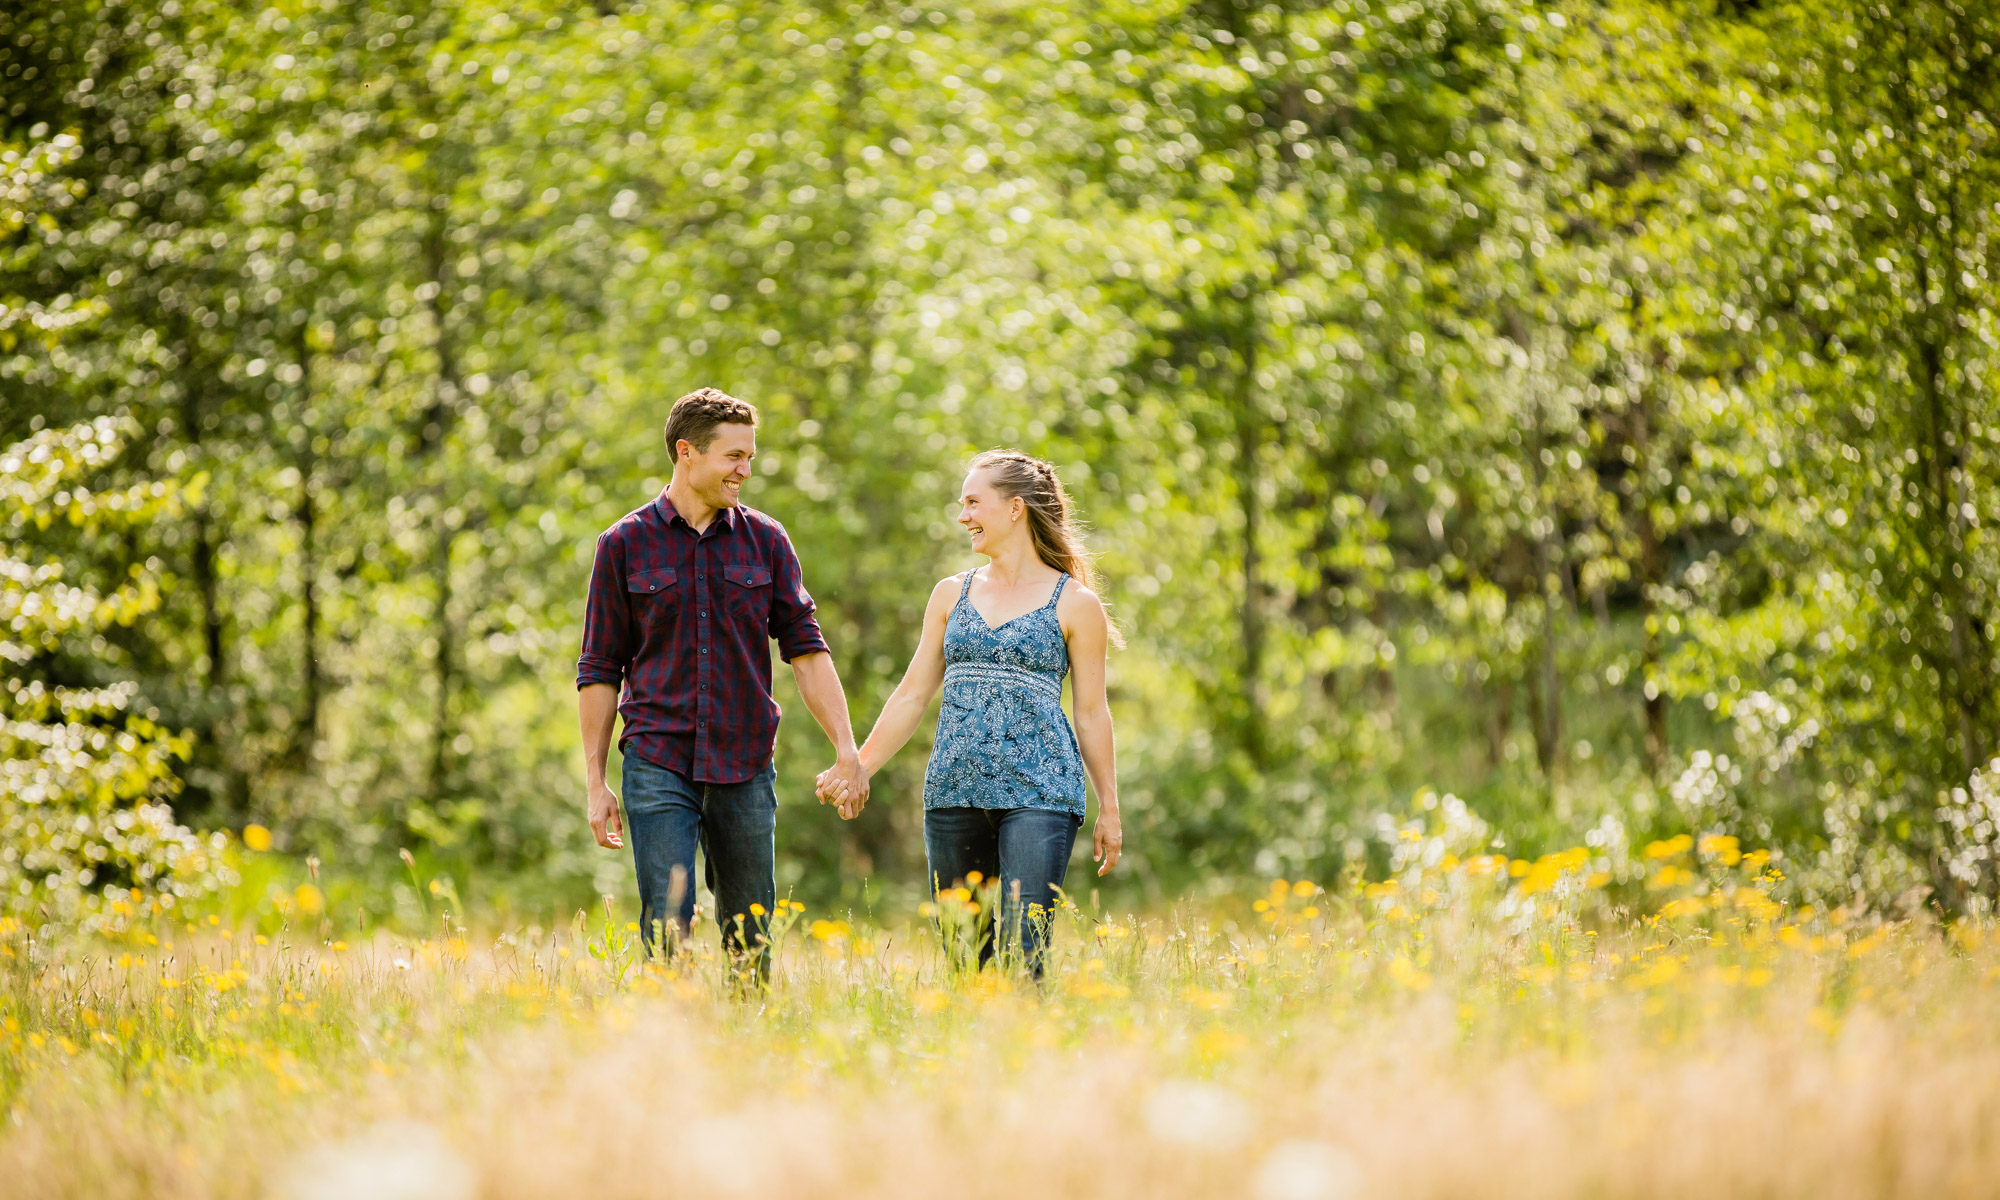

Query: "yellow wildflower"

xmin=1643 ymin=834 xmax=1694 ymax=860
xmin=1698 ymin=834 xmax=1742 ymax=866
xmin=1388 ymin=957 xmax=1432 ymax=991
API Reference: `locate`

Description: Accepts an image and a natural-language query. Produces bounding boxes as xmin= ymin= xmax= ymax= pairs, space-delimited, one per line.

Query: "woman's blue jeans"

xmin=924 ymin=805 xmax=1080 ymax=979
xmin=621 ymin=748 xmax=776 ymax=974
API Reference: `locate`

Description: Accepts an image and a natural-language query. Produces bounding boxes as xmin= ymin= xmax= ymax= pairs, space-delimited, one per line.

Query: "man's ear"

xmin=674 ymin=438 xmax=692 ymax=466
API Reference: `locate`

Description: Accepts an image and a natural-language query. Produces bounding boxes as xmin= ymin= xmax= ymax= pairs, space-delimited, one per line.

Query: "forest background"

xmin=6 ymin=0 xmax=1999 ymax=932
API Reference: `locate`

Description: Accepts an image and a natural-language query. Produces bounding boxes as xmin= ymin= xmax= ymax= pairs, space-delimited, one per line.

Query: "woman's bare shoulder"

xmin=1057 ymin=578 xmax=1108 ymax=626
xmin=927 ymin=573 xmax=968 ymax=611
xmin=1059 ymin=577 xmax=1104 ymax=608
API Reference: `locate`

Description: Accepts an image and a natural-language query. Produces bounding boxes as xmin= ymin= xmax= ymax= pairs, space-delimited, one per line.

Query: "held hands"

xmin=587 ymin=780 xmax=624 ymax=850
xmin=1093 ymin=809 xmax=1123 ymax=875
xmin=815 ymin=752 xmax=871 ymax=820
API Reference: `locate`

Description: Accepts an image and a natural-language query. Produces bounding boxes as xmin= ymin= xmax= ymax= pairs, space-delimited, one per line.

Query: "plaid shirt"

xmin=576 ymin=493 xmax=829 ymax=783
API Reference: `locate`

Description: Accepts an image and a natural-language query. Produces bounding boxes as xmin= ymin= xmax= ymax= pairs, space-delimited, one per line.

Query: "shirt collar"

xmin=654 ymin=490 xmax=737 ymax=536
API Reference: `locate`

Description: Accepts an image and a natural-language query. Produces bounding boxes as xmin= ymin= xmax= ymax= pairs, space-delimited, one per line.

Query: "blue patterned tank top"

xmin=921 ymin=568 xmax=1087 ymax=815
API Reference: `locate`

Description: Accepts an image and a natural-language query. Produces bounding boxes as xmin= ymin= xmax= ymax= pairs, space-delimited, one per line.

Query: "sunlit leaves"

xmin=3 ymin=0 xmax=1996 ymax=912
xmin=1 ymin=418 xmax=220 ymax=934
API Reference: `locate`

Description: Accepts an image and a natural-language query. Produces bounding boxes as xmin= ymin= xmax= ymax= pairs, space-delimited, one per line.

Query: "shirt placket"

xmin=694 ymin=526 xmax=714 ymax=773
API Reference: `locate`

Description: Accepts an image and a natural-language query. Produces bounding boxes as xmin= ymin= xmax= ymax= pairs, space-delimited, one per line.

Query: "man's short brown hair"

xmin=663 ymin=387 xmax=758 ymax=457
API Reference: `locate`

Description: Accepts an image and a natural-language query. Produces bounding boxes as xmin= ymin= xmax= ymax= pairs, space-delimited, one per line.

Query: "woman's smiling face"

xmin=957 ymin=469 xmax=1020 ymax=556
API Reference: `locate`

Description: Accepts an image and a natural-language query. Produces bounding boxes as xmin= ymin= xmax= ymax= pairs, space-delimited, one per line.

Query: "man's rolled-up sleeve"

xmin=576 ymin=533 xmax=633 ymax=689
xmin=768 ymin=531 xmax=830 ymax=662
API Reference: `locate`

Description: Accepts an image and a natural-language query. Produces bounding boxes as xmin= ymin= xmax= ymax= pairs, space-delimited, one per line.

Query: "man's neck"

xmin=665 ymin=476 xmax=722 ymax=533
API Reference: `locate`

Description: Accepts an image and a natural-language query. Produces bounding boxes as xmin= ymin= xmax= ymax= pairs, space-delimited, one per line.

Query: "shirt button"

xmin=700 ymin=611 xmax=707 ymax=617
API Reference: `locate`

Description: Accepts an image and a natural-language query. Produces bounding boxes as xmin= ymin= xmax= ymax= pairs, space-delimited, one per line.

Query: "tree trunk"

xmin=1633 ymin=362 xmax=1668 ymax=775
xmin=191 ymin=508 xmax=225 ymax=689
xmin=1880 ymin=8 xmax=1989 ymax=779
xmin=179 ymin=388 xmax=226 ymax=689
xmin=1512 ymin=311 xmax=1562 ymax=783
xmin=419 ymin=216 xmax=462 ymax=453
xmin=1369 ymin=589 xmax=1396 ymax=706
xmin=1532 ymin=510 xmax=1562 ymax=780
xmin=290 ymin=323 xmax=320 ymax=766
xmin=1918 ymin=329 xmax=1980 ymax=775
xmin=1487 ymin=675 xmax=1514 ymax=770
xmin=1235 ymin=337 xmax=1267 ymax=766
xmin=420 ymin=207 xmax=464 ymax=803
xmin=1525 ymin=662 xmax=1551 ymax=777
xmin=428 ymin=528 xmax=456 ymax=801
xmin=297 ymin=466 xmax=320 ymax=757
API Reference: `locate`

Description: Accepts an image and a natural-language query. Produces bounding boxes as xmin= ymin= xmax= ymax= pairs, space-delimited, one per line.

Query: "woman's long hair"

xmin=968 ymin=449 xmax=1124 ymax=648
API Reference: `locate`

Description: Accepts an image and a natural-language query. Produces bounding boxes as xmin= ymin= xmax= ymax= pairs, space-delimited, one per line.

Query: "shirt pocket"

xmin=719 ymin=562 xmax=772 ymax=625
xmin=626 ymin=566 xmax=678 ymax=633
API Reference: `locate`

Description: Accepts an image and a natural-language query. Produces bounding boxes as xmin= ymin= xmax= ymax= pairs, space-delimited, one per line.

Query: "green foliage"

xmin=1 ymin=418 xmax=228 ymax=933
xmin=3 ymin=0 xmax=1997 ymax=917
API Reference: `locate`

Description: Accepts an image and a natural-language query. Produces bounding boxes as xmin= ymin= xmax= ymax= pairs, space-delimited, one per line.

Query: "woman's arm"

xmin=854 ymin=577 xmax=959 ymax=776
xmin=1062 ymin=586 xmax=1121 ymax=874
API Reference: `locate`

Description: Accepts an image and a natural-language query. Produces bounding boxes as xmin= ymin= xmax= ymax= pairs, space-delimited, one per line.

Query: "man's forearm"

xmin=790 ymin=652 xmax=858 ymax=758
xmin=579 ymin=683 xmax=619 ymax=784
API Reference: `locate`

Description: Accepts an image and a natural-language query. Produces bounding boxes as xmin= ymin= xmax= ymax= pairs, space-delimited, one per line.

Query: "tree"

xmin=1 ymin=128 xmax=227 ymax=926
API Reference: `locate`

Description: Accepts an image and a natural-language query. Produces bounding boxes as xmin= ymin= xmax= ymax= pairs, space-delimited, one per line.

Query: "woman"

xmin=822 ymin=450 xmax=1122 ymax=976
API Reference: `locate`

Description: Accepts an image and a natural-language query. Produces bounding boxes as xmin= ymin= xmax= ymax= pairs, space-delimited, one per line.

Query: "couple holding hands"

xmin=577 ymin=388 xmax=1121 ymax=979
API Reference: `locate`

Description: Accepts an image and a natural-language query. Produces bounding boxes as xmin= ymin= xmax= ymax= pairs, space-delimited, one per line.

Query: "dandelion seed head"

xmin=678 ymin=1113 xmax=780 ymax=1194
xmin=1254 ymin=1139 xmax=1362 ymax=1200
xmin=1142 ymin=1080 xmax=1250 ymax=1149
xmin=282 ymin=1120 xmax=474 ymax=1200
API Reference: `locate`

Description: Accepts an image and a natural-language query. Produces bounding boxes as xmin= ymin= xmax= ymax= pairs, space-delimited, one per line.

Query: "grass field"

xmin=5 ymin=830 xmax=1999 ymax=1200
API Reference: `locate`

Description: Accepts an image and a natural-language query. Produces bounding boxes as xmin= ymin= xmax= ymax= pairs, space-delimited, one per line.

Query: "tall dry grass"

xmin=4 ymin=837 xmax=1999 ymax=1200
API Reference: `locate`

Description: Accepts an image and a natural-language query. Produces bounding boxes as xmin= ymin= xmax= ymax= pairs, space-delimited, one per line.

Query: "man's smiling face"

xmin=677 ymin=421 xmax=757 ymax=509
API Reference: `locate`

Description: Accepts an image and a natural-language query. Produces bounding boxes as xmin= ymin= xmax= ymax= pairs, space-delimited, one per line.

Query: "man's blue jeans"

xmin=622 ymin=748 xmax=776 ymax=970
xmin=924 ymin=805 xmax=1080 ymax=978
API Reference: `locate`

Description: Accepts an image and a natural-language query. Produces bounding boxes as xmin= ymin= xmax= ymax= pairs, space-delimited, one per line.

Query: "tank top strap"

xmin=956 ymin=568 xmax=978 ymax=604
xmin=1046 ymin=573 xmax=1070 ymax=609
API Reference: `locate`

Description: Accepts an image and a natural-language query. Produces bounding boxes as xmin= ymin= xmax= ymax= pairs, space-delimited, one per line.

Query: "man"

xmin=577 ymin=387 xmax=868 ymax=973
